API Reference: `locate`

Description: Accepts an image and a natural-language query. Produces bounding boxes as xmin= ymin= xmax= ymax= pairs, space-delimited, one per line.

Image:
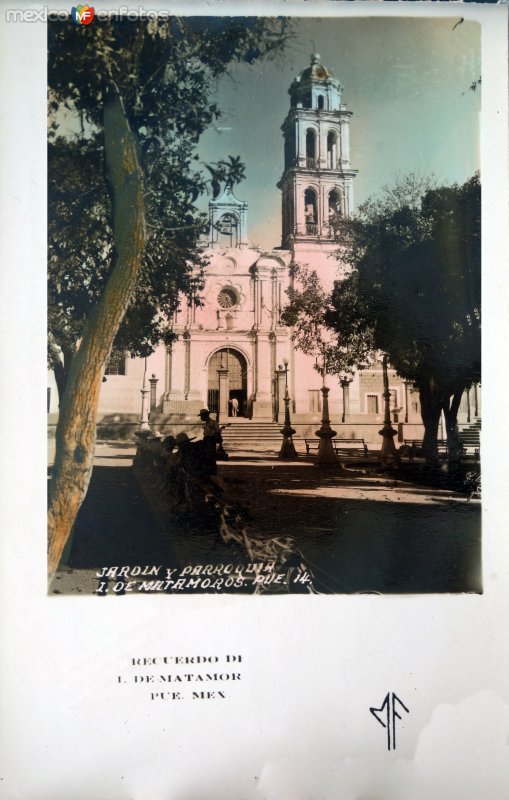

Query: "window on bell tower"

xmin=327 ymin=131 xmax=338 ymax=169
xmin=215 ymin=213 xmax=239 ymax=247
xmin=306 ymin=129 xmax=317 ymax=168
xmin=304 ymin=188 xmax=318 ymax=235
xmin=317 ymin=94 xmax=325 ymax=110
xmin=328 ymin=189 xmax=341 ymax=217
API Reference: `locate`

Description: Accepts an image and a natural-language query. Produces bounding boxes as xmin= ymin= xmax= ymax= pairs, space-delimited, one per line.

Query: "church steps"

xmin=220 ymin=421 xmax=289 ymax=451
xmin=457 ymin=418 xmax=481 ymax=453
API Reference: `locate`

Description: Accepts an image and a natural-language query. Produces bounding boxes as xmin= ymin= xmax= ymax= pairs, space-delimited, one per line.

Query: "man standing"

xmin=198 ymin=408 xmax=222 ymax=474
xmin=230 ymin=397 xmax=239 ymax=417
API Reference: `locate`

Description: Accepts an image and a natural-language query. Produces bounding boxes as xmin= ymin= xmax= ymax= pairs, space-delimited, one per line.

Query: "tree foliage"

xmin=281 ymin=263 xmax=374 ymax=377
xmin=329 ymin=173 xmax=481 ymax=459
xmin=329 ymin=174 xmax=480 ymax=386
xmin=283 ymin=173 xmax=481 ymax=462
xmin=47 ymin=15 xmax=293 ymax=575
xmin=48 ymin=17 xmax=292 ymax=397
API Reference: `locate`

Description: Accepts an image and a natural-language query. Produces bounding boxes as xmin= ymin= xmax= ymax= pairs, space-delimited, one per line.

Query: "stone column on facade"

xmin=180 ymin=331 xmax=203 ymax=410
xmin=271 ymin=270 xmax=278 ymax=328
xmin=466 ymin=386 xmax=471 ymax=423
xmin=258 ymin=278 xmax=265 ymax=327
xmin=319 ymin=184 xmax=326 ymax=237
xmin=149 ymin=374 xmax=158 ymax=412
xmin=217 ymin=367 xmax=229 ymax=423
xmin=298 ymin=119 xmax=307 ymax=168
xmin=318 ymin=126 xmax=327 ymax=170
xmin=269 ymin=331 xmax=277 ymax=421
xmin=340 ymin=376 xmax=352 ymax=423
xmin=251 ymin=267 xmax=259 ymax=328
xmin=249 ymin=329 xmax=258 ymax=405
xmin=403 ymin=380 xmax=412 ymax=423
xmin=295 ymin=179 xmax=305 ymax=236
xmin=276 ymin=366 xmax=287 ymax=424
xmin=162 ymin=339 xmax=186 ymax=413
xmin=339 ymin=115 xmax=351 ymax=167
xmin=252 ymin=332 xmax=273 ymax=419
xmin=183 ymin=331 xmax=190 ymax=399
xmin=164 ymin=345 xmax=173 ymax=396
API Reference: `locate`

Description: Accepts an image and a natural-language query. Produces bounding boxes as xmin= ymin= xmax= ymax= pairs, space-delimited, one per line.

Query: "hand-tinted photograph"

xmin=47 ymin=14 xmax=481 ymax=595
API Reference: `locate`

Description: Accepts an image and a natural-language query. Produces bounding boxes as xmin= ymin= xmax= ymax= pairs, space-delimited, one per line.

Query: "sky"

xmin=198 ymin=17 xmax=481 ymax=250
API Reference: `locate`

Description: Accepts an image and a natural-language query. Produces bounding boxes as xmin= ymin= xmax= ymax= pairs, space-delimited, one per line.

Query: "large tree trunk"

xmin=47 ymin=92 xmax=147 ymax=577
xmin=51 ymin=357 xmax=67 ymax=406
xmin=443 ymin=389 xmax=464 ymax=466
xmin=418 ymin=378 xmax=442 ymax=466
xmin=50 ymin=341 xmax=74 ymax=406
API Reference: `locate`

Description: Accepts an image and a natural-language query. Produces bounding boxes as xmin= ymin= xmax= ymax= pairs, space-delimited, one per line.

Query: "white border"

xmin=0 ymin=4 xmax=508 ymax=798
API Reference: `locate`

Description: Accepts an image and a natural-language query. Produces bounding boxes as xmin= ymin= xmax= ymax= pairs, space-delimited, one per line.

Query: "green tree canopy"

xmin=48 ymin=18 xmax=289 ymax=397
xmin=328 ymin=173 xmax=481 ymax=459
xmin=282 ymin=173 xmax=480 ymax=462
xmin=47 ymin=15 xmax=292 ymax=575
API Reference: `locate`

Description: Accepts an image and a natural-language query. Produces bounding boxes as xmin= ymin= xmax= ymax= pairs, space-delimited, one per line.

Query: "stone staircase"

xmin=458 ymin=417 xmax=481 ymax=455
xmin=220 ymin=420 xmax=287 ymax=453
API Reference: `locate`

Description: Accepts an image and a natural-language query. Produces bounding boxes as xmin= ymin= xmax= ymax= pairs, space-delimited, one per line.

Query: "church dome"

xmin=288 ymin=53 xmax=343 ymax=110
xmin=299 ymin=53 xmax=333 ymax=83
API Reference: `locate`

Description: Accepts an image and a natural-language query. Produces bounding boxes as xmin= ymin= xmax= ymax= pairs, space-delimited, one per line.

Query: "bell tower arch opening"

xmin=306 ymin=129 xmax=317 ymax=168
xmin=304 ymin=188 xmax=318 ymax=235
xmin=328 ymin=188 xmax=342 ymax=216
xmin=216 ymin=212 xmax=240 ymax=247
xmin=327 ymin=130 xmax=338 ymax=169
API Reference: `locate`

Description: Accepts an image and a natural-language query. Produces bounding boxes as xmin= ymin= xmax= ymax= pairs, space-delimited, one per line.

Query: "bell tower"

xmin=209 ymin=181 xmax=248 ymax=248
xmin=278 ymin=53 xmax=358 ymax=252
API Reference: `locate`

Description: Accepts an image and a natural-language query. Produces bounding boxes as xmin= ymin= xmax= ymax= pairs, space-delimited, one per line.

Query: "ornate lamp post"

xmin=137 ymin=357 xmax=151 ymax=435
xmin=340 ymin=375 xmax=352 ymax=423
xmin=315 ymin=347 xmax=338 ymax=466
xmin=378 ymin=354 xmax=398 ymax=466
xmin=279 ymin=358 xmax=298 ymax=459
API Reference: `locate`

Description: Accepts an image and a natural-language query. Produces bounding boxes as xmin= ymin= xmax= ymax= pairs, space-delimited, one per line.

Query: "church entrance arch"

xmin=207 ymin=348 xmax=248 ymax=418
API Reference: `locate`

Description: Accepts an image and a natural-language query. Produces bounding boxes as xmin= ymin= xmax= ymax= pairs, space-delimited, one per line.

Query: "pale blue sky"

xmin=198 ymin=17 xmax=481 ymax=249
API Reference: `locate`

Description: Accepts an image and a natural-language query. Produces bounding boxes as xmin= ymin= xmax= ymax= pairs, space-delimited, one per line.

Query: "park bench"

xmin=402 ymin=438 xmax=456 ymax=460
xmin=304 ymin=437 xmax=369 ymax=458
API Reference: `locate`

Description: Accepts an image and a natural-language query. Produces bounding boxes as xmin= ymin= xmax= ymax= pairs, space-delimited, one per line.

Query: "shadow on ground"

xmin=64 ymin=459 xmax=481 ymax=595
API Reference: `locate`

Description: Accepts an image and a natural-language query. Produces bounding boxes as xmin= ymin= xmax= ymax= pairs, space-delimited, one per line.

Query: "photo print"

xmin=47 ymin=14 xmax=482 ymax=595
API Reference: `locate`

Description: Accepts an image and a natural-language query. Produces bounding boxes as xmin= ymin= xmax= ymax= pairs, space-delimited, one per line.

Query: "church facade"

xmin=48 ymin=54 xmax=479 ymax=443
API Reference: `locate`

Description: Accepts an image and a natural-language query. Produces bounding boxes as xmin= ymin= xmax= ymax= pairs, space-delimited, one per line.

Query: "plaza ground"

xmin=48 ymin=441 xmax=481 ymax=595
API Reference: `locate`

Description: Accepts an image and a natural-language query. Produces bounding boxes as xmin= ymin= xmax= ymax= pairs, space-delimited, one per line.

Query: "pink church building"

xmin=48 ymin=55 xmax=479 ymax=450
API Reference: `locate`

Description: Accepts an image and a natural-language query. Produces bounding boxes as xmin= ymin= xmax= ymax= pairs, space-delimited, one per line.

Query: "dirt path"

xmin=50 ymin=444 xmax=481 ymax=595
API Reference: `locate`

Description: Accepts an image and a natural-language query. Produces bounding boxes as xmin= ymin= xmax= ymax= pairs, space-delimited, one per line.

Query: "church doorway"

xmin=207 ymin=348 xmax=248 ymax=418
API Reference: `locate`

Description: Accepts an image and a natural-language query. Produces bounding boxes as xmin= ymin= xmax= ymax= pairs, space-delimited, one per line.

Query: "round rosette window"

xmin=217 ymin=287 xmax=238 ymax=309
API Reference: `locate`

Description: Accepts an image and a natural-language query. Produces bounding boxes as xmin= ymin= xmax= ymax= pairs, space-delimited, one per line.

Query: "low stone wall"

xmin=47 ymin=411 xmax=425 ymax=446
